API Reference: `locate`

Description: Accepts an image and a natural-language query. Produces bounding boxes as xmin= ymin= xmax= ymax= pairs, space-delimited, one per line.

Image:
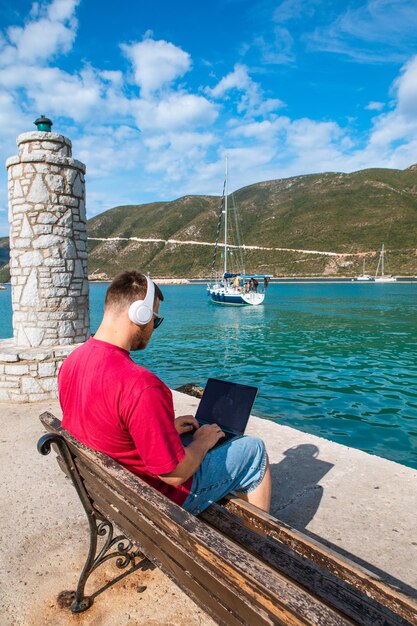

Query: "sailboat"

xmin=207 ymin=159 xmax=271 ymax=306
xmin=374 ymin=244 xmax=397 ymax=283
xmin=354 ymin=258 xmax=373 ymax=281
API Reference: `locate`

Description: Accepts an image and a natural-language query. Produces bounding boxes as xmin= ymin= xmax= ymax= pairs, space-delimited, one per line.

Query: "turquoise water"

xmin=1 ymin=282 xmax=417 ymax=469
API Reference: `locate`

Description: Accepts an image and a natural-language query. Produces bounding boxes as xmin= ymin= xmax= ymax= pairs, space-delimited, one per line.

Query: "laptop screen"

xmin=195 ymin=378 xmax=258 ymax=434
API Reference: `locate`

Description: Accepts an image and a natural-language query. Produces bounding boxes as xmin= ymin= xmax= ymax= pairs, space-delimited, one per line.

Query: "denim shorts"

xmin=182 ymin=435 xmax=268 ymax=515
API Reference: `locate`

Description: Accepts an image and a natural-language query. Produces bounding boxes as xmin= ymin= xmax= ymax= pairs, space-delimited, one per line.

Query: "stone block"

xmin=33 ymin=224 xmax=53 ymax=235
xmin=20 ymin=326 xmax=45 ymax=347
xmin=58 ymin=208 xmax=73 ymax=226
xmin=10 ymin=164 xmax=23 ymax=177
xmin=45 ymin=174 xmax=65 ymax=193
xmin=17 ymin=250 xmax=44 ymax=267
xmin=12 ymin=238 xmax=31 ymax=248
xmin=5 ymin=364 xmax=30 ymax=375
xmin=20 ymin=268 xmax=40 ymax=306
xmin=38 ymin=212 xmax=59 ymax=224
xmin=22 ymin=376 xmax=43 ymax=394
xmin=13 ymin=179 xmax=24 ymax=198
xmin=37 ymin=362 xmax=57 ymax=377
xmin=19 ymin=350 xmax=53 ymax=361
xmin=33 ymin=234 xmax=64 ymax=249
xmin=72 ymin=173 xmax=84 ymax=198
xmin=20 ymin=214 xmax=33 ymax=238
xmin=59 ymin=195 xmax=79 ymax=207
xmin=60 ymin=239 xmax=76 ymax=258
xmin=26 ymin=174 xmax=50 ymax=203
xmin=44 ymin=257 xmax=66 ymax=267
xmin=52 ymin=272 xmax=72 ymax=287
xmin=39 ymin=377 xmax=57 ymax=392
xmin=0 ymin=351 xmax=19 ymax=362
xmin=9 ymin=198 xmax=27 ymax=205
xmin=58 ymin=320 xmax=74 ymax=337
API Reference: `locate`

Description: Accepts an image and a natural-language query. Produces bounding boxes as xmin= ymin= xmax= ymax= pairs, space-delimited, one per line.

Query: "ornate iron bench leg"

xmin=38 ymin=433 xmax=143 ymax=613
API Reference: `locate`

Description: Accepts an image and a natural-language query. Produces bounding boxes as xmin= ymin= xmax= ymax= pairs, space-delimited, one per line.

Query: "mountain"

xmin=87 ymin=166 xmax=417 ymax=278
xmin=1 ymin=166 xmax=417 ymax=281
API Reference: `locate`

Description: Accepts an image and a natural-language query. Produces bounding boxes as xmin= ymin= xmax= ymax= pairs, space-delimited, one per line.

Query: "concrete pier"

xmin=1 ymin=391 xmax=416 ymax=625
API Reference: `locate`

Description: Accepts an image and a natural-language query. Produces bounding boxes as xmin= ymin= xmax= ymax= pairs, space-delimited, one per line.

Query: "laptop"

xmin=181 ymin=378 xmax=258 ymax=449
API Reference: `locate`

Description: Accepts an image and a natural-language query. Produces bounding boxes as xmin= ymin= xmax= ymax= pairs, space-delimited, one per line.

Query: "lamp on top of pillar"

xmin=34 ymin=115 xmax=53 ymax=132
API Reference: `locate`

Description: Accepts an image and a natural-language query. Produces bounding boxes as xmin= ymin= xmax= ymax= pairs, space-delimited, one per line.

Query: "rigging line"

xmin=210 ymin=177 xmax=226 ymax=280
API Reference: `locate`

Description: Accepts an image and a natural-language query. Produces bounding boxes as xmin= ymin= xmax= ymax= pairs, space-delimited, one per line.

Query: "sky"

xmin=1 ymin=0 xmax=417 ymax=235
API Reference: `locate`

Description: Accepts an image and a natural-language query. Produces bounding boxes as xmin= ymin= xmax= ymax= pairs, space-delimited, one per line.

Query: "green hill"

xmin=1 ymin=166 xmax=417 ymax=280
xmin=87 ymin=166 xmax=417 ymax=278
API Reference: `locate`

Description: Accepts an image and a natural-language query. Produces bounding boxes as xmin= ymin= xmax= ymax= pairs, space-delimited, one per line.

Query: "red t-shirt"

xmin=58 ymin=337 xmax=192 ymax=506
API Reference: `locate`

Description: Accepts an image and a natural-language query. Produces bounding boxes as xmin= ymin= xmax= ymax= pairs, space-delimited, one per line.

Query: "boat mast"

xmin=381 ymin=243 xmax=384 ymax=276
xmin=224 ymin=157 xmax=228 ymax=275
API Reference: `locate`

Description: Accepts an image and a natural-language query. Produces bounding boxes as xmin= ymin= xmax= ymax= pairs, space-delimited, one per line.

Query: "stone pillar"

xmin=0 ymin=123 xmax=90 ymax=402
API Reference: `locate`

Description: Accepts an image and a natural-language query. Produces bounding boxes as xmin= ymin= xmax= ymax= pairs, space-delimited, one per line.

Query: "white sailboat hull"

xmin=354 ymin=275 xmax=373 ymax=281
xmin=207 ymin=285 xmax=265 ymax=306
xmin=374 ymin=276 xmax=397 ymax=283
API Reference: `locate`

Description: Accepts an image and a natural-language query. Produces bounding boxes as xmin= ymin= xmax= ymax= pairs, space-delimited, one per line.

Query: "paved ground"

xmin=1 ymin=392 xmax=416 ymax=626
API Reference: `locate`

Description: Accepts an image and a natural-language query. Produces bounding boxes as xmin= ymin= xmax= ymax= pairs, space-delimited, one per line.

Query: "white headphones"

xmin=128 ymin=276 xmax=155 ymax=325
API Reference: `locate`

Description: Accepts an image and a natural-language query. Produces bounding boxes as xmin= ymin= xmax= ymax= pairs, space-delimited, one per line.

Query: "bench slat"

xmin=218 ymin=497 xmax=417 ymax=625
xmin=201 ymin=503 xmax=413 ymax=626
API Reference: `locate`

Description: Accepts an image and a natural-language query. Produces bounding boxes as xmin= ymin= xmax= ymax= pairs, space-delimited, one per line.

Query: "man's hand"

xmin=159 ymin=423 xmax=225 ymax=487
xmin=192 ymin=423 xmax=225 ymax=452
xmin=174 ymin=414 xmax=199 ymax=434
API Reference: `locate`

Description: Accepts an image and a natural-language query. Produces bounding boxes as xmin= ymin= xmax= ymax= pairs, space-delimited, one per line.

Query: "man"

xmin=59 ymin=271 xmax=271 ymax=515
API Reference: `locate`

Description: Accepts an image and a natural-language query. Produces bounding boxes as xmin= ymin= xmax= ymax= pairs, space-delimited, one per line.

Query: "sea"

xmin=1 ymin=282 xmax=417 ymax=470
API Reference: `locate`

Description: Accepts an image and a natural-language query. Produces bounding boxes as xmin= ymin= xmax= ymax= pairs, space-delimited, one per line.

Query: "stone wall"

xmin=0 ymin=341 xmax=77 ymax=402
xmin=6 ymin=131 xmax=89 ymax=347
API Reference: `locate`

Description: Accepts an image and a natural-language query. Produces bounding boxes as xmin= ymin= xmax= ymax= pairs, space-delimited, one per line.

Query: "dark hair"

xmin=104 ymin=271 xmax=164 ymax=312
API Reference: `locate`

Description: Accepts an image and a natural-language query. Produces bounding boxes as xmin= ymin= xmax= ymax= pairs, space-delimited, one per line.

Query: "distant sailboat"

xmin=207 ymin=159 xmax=271 ymax=306
xmin=354 ymin=258 xmax=373 ymax=281
xmin=374 ymin=244 xmax=397 ymax=283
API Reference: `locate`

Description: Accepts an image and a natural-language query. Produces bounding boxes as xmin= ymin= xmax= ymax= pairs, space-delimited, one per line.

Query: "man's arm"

xmin=158 ymin=424 xmax=225 ymax=486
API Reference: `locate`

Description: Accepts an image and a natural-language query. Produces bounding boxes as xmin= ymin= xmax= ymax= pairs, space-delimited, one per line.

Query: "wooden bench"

xmin=38 ymin=412 xmax=417 ymax=625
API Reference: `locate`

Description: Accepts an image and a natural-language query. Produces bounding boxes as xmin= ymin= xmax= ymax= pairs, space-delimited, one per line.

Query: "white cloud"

xmin=121 ymin=38 xmax=191 ymax=97
xmin=133 ymin=92 xmax=217 ymax=132
xmin=47 ymin=0 xmax=80 ymax=22
xmin=1 ymin=0 xmax=79 ymax=65
xmin=209 ymin=64 xmax=250 ymax=98
xmin=366 ymin=101 xmax=384 ymax=111
xmin=308 ymin=0 xmax=417 ymax=63
xmin=208 ymin=64 xmax=284 ymax=117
